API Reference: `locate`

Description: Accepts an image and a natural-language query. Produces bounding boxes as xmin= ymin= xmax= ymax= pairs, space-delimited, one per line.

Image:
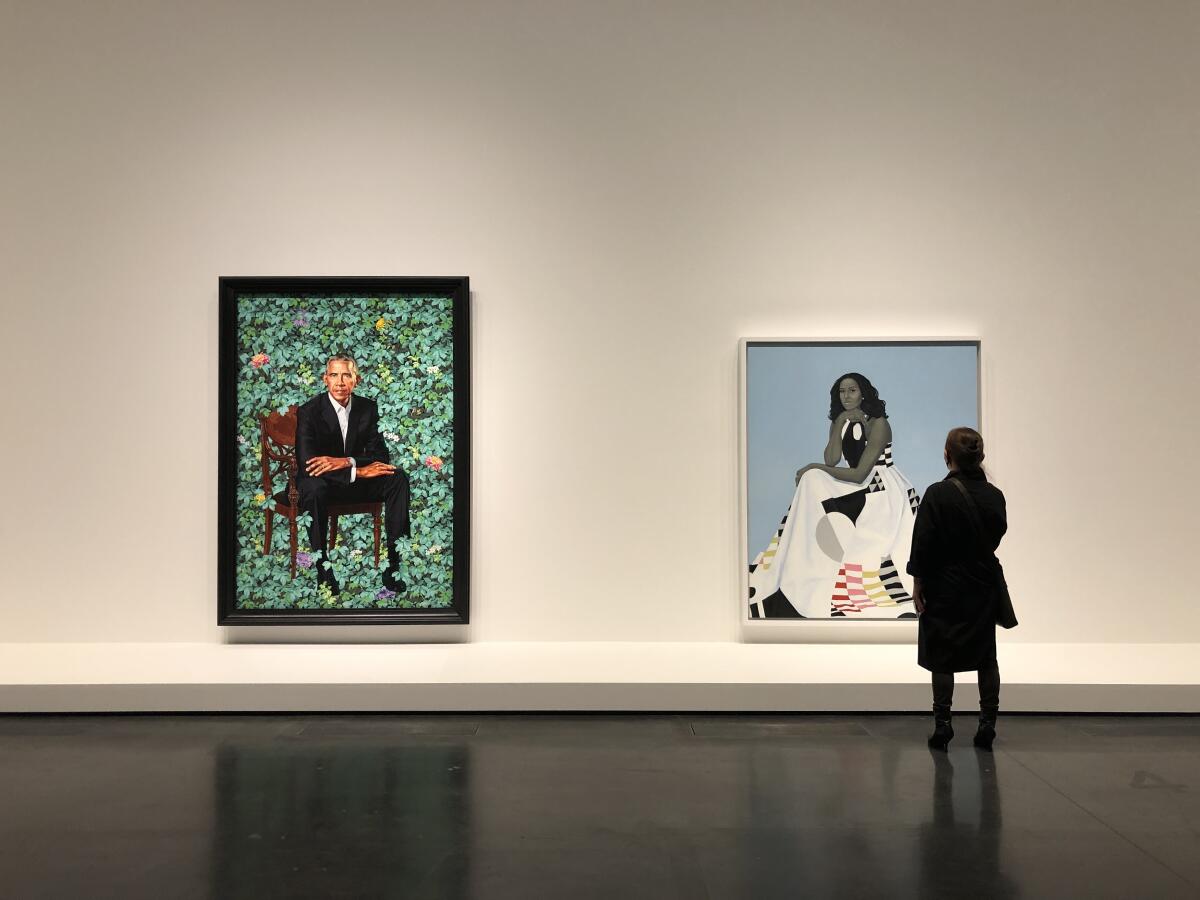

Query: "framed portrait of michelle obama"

xmin=741 ymin=339 xmax=979 ymax=623
xmin=218 ymin=277 xmax=470 ymax=625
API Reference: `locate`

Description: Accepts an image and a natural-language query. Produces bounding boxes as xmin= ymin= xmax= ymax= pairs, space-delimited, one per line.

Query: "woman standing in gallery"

xmin=909 ymin=427 xmax=1009 ymax=750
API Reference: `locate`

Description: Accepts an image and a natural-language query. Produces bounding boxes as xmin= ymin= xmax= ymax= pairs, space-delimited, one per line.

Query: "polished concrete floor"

xmin=1 ymin=714 xmax=1198 ymax=899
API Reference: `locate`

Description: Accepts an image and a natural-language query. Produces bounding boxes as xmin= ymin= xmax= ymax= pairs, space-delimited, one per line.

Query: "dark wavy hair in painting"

xmin=945 ymin=426 xmax=986 ymax=472
xmin=828 ymin=373 xmax=888 ymax=421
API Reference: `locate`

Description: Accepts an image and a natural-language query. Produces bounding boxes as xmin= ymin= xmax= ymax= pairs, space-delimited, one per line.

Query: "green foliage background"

xmin=235 ymin=295 xmax=456 ymax=610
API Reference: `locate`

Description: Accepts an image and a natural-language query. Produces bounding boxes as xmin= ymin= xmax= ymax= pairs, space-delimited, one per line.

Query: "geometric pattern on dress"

xmin=831 ymin=563 xmax=879 ymax=615
xmin=906 ymin=488 xmax=920 ymax=514
xmin=752 ymin=508 xmax=792 ymax=573
xmin=880 ymin=444 xmax=895 ymax=467
xmin=868 ymin=471 xmax=886 ymax=492
xmin=861 ymin=566 xmax=896 ymax=606
xmin=757 ymin=537 xmax=779 ymax=571
xmin=880 ymin=556 xmax=913 ymax=603
xmin=846 ymin=564 xmax=870 ymax=609
xmin=822 ymin=488 xmax=868 ymax=524
xmin=832 ymin=558 xmax=914 ymax=614
xmin=830 ymin=565 xmax=851 ymax=615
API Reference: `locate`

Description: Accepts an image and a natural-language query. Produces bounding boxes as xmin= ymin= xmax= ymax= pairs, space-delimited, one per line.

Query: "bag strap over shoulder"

xmin=950 ymin=475 xmax=1019 ymax=628
xmin=949 ymin=476 xmax=990 ymax=555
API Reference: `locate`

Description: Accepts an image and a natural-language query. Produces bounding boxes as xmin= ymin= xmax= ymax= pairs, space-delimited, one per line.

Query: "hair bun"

xmin=946 ymin=426 xmax=986 ymax=470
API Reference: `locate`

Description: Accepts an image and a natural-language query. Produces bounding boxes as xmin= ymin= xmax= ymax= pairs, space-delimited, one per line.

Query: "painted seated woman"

xmin=748 ymin=373 xmax=921 ymax=619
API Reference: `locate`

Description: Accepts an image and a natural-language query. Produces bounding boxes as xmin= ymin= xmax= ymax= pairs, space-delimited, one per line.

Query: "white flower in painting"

xmin=426 ymin=365 xmax=440 ymax=375
xmin=351 ymin=549 xmax=363 ymax=558
xmin=425 ymin=544 xmax=443 ymax=556
xmin=237 ymin=435 xmax=247 ymax=445
xmin=383 ymin=432 xmax=401 ymax=442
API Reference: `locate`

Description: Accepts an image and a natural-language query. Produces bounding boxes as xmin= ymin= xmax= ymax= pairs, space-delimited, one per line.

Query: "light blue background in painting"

xmin=746 ymin=342 xmax=979 ymax=557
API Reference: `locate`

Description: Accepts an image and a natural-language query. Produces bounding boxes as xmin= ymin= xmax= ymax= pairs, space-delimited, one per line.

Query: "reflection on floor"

xmin=1 ymin=714 xmax=1197 ymax=899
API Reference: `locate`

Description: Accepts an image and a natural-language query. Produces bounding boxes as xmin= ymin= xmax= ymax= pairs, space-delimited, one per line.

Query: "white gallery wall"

xmin=2 ymin=1 xmax=1198 ymax=699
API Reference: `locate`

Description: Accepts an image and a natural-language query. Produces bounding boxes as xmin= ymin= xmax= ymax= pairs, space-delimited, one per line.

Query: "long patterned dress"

xmin=748 ymin=420 xmax=921 ymax=619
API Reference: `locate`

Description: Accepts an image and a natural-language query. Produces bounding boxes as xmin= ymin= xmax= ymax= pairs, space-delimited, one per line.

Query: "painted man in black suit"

xmin=296 ymin=353 xmax=409 ymax=595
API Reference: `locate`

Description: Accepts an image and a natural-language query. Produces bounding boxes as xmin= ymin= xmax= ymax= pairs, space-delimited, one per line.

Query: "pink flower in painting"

xmin=296 ymin=551 xmax=314 ymax=569
xmin=292 ymin=311 xmax=309 ymax=327
xmin=250 ymin=352 xmax=270 ymax=369
xmin=424 ymin=455 xmax=444 ymax=472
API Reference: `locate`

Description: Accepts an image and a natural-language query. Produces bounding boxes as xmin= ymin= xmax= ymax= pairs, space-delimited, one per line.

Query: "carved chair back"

xmin=260 ymin=405 xmax=300 ymax=508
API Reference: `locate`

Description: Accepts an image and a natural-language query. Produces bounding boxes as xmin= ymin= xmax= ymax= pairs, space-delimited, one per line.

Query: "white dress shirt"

xmin=328 ymin=394 xmax=357 ymax=482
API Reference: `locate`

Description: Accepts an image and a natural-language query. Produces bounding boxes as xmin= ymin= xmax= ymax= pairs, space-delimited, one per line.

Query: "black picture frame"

xmin=218 ymin=276 xmax=470 ymax=625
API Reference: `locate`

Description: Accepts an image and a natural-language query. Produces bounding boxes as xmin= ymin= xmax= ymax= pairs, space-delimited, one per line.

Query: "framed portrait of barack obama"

xmin=218 ymin=277 xmax=470 ymax=625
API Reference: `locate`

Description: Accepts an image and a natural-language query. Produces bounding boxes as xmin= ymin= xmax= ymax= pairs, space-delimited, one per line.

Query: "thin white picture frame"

xmin=738 ymin=337 xmax=983 ymax=638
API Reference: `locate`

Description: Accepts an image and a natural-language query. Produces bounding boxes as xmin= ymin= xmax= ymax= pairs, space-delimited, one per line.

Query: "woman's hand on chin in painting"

xmin=844 ymin=408 xmax=869 ymax=425
xmin=795 ymin=463 xmax=822 ymax=485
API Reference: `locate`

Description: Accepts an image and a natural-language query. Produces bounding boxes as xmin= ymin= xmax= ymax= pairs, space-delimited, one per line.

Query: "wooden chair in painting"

xmin=260 ymin=406 xmax=383 ymax=578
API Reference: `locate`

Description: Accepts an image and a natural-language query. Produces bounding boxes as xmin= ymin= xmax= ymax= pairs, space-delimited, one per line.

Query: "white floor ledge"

xmin=0 ymin=642 xmax=1196 ymax=713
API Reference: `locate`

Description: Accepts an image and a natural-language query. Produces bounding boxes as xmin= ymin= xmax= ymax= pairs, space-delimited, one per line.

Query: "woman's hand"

xmin=912 ymin=577 xmax=925 ymax=615
xmin=795 ymin=463 xmax=820 ymax=485
xmin=845 ymin=408 xmax=869 ymax=424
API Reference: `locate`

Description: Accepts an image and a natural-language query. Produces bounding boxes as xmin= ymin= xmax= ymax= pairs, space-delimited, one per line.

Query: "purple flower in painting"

xmin=296 ymin=551 xmax=314 ymax=569
xmin=292 ymin=311 xmax=310 ymax=327
xmin=376 ymin=588 xmax=397 ymax=601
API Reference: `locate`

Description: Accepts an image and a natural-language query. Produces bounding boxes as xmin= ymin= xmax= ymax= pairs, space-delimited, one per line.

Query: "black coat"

xmin=907 ymin=470 xmax=1008 ymax=673
xmin=295 ymin=392 xmax=390 ymax=488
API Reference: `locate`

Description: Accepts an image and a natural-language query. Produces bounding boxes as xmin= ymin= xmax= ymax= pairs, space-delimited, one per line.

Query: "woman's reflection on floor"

xmin=921 ymin=747 xmax=1019 ymax=898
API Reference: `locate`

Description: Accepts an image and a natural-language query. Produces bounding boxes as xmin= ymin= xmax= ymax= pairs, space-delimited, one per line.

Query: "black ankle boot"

xmin=974 ymin=710 xmax=997 ymax=750
xmin=928 ymin=704 xmax=954 ymax=750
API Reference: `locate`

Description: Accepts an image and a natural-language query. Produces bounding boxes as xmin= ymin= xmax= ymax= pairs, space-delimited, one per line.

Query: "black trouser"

xmin=297 ymin=471 xmax=410 ymax=579
xmin=931 ymin=664 xmax=1000 ymax=716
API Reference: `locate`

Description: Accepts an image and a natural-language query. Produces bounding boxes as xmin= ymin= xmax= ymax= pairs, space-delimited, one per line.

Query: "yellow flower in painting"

xmin=254 ymin=492 xmax=266 ymax=504
xmin=375 ymin=317 xmax=389 ymax=331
